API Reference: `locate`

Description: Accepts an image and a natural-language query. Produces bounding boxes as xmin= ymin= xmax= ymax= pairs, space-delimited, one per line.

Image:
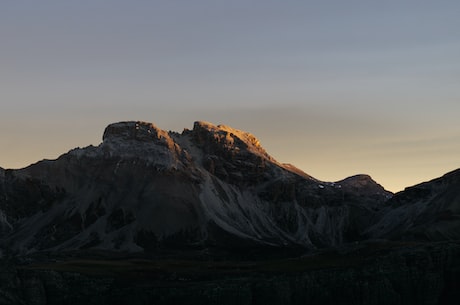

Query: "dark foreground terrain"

xmin=1 ymin=241 xmax=459 ymax=305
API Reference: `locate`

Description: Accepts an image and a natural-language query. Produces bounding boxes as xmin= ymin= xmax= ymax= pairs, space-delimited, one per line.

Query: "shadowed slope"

xmin=367 ymin=169 xmax=460 ymax=241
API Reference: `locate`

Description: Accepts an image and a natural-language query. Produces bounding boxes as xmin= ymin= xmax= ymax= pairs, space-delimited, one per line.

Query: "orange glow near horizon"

xmin=1 ymin=115 xmax=459 ymax=194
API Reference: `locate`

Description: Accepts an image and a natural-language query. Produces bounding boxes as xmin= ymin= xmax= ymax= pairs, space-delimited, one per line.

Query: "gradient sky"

xmin=1 ymin=0 xmax=459 ymax=192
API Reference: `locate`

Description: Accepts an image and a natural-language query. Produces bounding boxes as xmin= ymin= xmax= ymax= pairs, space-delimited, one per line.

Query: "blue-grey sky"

xmin=1 ymin=0 xmax=459 ymax=192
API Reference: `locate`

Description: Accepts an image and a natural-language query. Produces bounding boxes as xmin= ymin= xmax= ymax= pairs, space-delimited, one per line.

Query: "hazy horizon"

xmin=1 ymin=0 xmax=459 ymax=192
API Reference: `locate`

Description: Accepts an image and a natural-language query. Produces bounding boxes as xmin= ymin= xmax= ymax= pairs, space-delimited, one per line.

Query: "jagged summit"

xmin=101 ymin=120 xmax=275 ymax=163
xmin=191 ymin=121 xmax=272 ymax=159
xmin=92 ymin=121 xmax=183 ymax=169
xmin=103 ymin=121 xmax=172 ymax=144
xmin=95 ymin=120 xmax=280 ymax=177
xmin=189 ymin=121 xmax=280 ymax=180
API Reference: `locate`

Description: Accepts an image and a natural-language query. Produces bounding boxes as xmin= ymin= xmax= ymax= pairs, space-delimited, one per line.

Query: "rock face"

xmin=0 ymin=121 xmax=392 ymax=255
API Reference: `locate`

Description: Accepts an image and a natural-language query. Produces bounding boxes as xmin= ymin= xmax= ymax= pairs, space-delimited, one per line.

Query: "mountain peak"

xmin=191 ymin=121 xmax=273 ymax=162
xmin=95 ymin=121 xmax=181 ymax=169
xmin=103 ymin=121 xmax=172 ymax=145
xmin=337 ymin=174 xmax=392 ymax=199
xmin=339 ymin=174 xmax=373 ymax=184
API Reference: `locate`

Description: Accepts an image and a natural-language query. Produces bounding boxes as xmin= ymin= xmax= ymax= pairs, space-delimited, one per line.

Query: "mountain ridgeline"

xmin=1 ymin=120 xmax=458 ymax=256
xmin=0 ymin=121 xmax=394 ymax=255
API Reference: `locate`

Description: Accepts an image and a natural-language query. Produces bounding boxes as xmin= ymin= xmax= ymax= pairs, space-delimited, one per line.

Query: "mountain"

xmin=0 ymin=121 xmax=391 ymax=255
xmin=366 ymin=168 xmax=460 ymax=241
xmin=2 ymin=120 xmax=460 ymax=304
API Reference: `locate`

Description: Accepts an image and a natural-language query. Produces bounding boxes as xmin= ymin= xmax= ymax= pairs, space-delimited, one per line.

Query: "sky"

xmin=1 ymin=0 xmax=459 ymax=192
